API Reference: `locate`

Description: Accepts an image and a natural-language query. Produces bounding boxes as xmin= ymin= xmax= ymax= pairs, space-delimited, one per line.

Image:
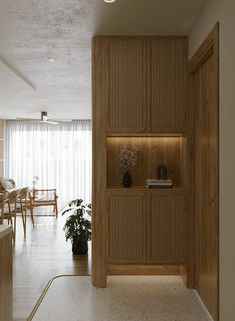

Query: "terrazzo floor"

xmin=30 ymin=276 xmax=212 ymax=321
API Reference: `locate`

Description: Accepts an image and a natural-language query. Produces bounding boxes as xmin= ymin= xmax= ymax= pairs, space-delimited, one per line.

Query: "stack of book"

xmin=145 ymin=178 xmax=173 ymax=188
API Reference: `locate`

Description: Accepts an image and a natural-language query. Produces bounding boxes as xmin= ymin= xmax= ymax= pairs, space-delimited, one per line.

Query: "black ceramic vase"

xmin=72 ymin=241 xmax=88 ymax=255
xmin=122 ymin=171 xmax=132 ymax=187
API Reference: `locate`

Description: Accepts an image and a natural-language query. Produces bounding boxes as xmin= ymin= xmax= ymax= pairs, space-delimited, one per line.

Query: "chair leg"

xmin=8 ymin=204 xmax=13 ymax=226
xmin=1 ymin=203 xmax=4 ymax=225
xmin=24 ymin=205 xmax=27 ymax=235
xmin=7 ymin=203 xmax=14 ymax=240
xmin=55 ymin=198 xmax=58 ymax=218
xmin=19 ymin=198 xmax=26 ymax=237
xmin=13 ymin=210 xmax=17 ymax=242
xmin=10 ymin=213 xmax=13 ymax=225
xmin=8 ymin=201 xmax=16 ymax=241
xmin=29 ymin=200 xmax=35 ymax=227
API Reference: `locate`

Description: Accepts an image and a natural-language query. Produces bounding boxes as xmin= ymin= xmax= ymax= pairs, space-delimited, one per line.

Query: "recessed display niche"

xmin=106 ymin=136 xmax=186 ymax=189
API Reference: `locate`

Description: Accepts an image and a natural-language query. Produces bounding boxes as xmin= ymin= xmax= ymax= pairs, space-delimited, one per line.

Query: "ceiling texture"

xmin=0 ymin=0 xmax=207 ymax=119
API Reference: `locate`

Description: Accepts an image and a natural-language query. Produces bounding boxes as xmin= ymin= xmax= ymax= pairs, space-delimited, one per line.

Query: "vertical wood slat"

xmin=105 ymin=191 xmax=146 ymax=263
xmin=108 ymin=38 xmax=146 ymax=131
xmin=92 ymin=37 xmax=109 ymax=287
xmin=150 ymin=38 xmax=187 ymax=131
xmin=147 ymin=191 xmax=185 ymax=263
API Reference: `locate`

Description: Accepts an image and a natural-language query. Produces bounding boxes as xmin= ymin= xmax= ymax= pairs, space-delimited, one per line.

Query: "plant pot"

xmin=72 ymin=241 xmax=88 ymax=255
xmin=122 ymin=171 xmax=132 ymax=187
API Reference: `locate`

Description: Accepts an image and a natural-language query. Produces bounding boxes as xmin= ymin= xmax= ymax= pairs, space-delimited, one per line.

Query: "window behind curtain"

xmin=5 ymin=120 xmax=92 ymax=205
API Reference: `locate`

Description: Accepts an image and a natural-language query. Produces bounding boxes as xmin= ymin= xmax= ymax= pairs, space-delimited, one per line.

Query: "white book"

xmin=146 ymin=179 xmax=172 ymax=184
xmin=146 ymin=181 xmax=172 ymax=186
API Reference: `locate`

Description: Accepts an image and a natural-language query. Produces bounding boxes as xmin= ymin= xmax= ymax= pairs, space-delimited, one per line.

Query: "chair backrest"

xmin=19 ymin=187 xmax=29 ymax=199
xmin=8 ymin=190 xmax=18 ymax=204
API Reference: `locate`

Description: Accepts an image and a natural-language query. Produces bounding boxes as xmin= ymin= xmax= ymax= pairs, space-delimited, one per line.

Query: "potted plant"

xmin=61 ymin=199 xmax=91 ymax=255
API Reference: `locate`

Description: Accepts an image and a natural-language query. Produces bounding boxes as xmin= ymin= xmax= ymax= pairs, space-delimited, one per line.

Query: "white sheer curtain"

xmin=5 ymin=120 xmax=92 ymax=204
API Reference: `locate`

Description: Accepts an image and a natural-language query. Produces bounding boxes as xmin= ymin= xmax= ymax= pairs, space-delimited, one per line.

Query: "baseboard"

xmin=106 ymin=264 xmax=180 ymax=276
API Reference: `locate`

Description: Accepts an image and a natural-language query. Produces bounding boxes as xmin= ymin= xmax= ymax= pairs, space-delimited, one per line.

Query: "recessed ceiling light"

xmin=104 ymin=0 xmax=116 ymax=3
xmin=47 ymin=57 xmax=56 ymax=64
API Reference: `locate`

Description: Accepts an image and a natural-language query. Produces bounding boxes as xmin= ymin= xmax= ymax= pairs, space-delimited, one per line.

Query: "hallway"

xmin=12 ymin=215 xmax=212 ymax=321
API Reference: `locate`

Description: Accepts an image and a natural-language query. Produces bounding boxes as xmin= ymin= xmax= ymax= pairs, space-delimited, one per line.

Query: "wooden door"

xmin=189 ymin=25 xmax=219 ymax=321
xmin=149 ymin=38 xmax=187 ymax=132
xmin=105 ymin=191 xmax=146 ymax=263
xmin=108 ymin=38 xmax=147 ymax=132
xmin=147 ymin=191 xmax=185 ymax=263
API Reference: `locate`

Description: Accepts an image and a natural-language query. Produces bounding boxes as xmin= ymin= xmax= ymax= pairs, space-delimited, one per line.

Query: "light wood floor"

xmin=13 ymin=214 xmax=91 ymax=321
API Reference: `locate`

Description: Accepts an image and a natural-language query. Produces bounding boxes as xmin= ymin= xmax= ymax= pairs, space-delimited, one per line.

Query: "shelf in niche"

xmin=105 ymin=186 xmax=186 ymax=192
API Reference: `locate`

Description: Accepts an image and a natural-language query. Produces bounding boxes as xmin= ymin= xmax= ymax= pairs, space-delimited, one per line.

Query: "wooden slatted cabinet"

xmin=148 ymin=38 xmax=187 ymax=132
xmin=92 ymin=35 xmax=189 ymax=287
xmin=105 ymin=190 xmax=186 ymax=265
xmin=108 ymin=38 xmax=147 ymax=132
xmin=147 ymin=190 xmax=186 ymax=263
xmin=105 ymin=190 xmax=146 ymax=264
xmin=106 ymin=36 xmax=187 ymax=133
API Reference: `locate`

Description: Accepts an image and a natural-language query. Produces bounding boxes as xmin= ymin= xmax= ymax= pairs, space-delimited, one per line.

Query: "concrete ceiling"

xmin=0 ymin=0 xmax=207 ymax=120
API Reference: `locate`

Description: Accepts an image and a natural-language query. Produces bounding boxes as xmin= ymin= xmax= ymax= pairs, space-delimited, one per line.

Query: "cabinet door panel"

xmin=147 ymin=192 xmax=185 ymax=263
xmin=108 ymin=39 xmax=146 ymax=132
xmin=105 ymin=192 xmax=146 ymax=263
xmin=149 ymin=38 xmax=187 ymax=131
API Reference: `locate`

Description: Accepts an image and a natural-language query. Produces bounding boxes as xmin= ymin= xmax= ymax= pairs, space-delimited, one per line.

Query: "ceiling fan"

xmin=17 ymin=111 xmax=72 ymax=125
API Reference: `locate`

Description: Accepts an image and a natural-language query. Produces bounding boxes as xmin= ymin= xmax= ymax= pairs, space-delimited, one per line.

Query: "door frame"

xmin=188 ymin=23 xmax=219 ymax=320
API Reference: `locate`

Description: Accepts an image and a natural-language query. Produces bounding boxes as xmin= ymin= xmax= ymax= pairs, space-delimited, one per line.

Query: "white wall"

xmin=189 ymin=1 xmax=235 ymax=320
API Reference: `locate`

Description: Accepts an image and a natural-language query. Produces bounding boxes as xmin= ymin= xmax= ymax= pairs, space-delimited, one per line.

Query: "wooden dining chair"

xmin=29 ymin=188 xmax=58 ymax=218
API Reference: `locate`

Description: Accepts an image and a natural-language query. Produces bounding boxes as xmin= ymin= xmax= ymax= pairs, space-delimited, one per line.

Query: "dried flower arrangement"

xmin=119 ymin=147 xmax=138 ymax=173
xmin=119 ymin=147 xmax=138 ymax=187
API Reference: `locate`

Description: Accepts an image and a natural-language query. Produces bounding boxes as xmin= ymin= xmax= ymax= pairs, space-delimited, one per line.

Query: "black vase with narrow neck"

xmin=122 ymin=171 xmax=132 ymax=188
xmin=156 ymin=165 xmax=168 ymax=180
